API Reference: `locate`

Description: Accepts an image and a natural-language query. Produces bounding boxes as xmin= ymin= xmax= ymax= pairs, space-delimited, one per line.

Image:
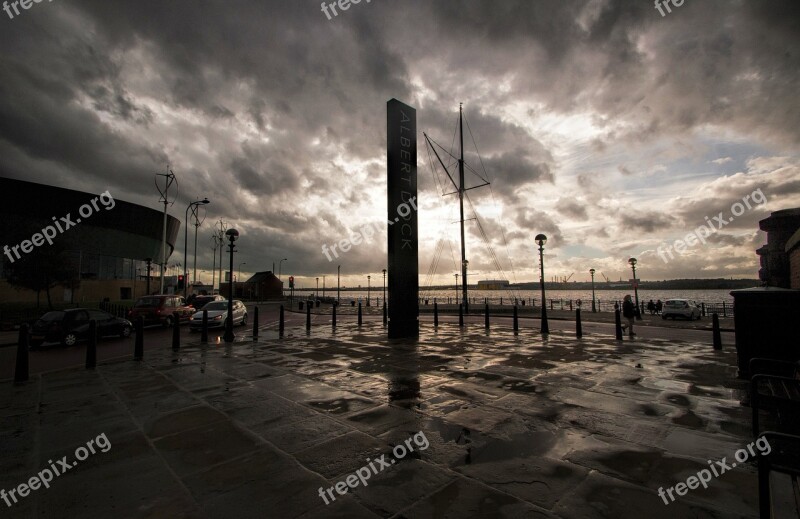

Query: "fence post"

xmin=279 ymin=305 xmax=285 ymax=337
xmin=332 ymin=303 xmax=337 ymax=329
xmin=513 ymin=304 xmax=518 ymax=332
xmin=357 ymin=302 xmax=363 ymax=327
xmin=306 ymin=303 xmax=311 ymax=331
xmin=252 ymin=306 xmax=259 ymax=341
xmin=712 ymin=313 xmax=722 ymax=350
xmin=576 ymin=308 xmax=582 ymax=338
xmin=722 ymin=301 xmax=727 ymax=318
xmin=434 ymin=302 xmax=439 ymax=327
xmin=459 ymin=304 xmax=464 ymax=327
xmin=383 ymin=301 xmax=387 ymax=326
xmin=14 ymin=324 xmax=29 ymax=383
xmin=614 ymin=303 xmax=623 ymax=340
xmin=172 ymin=312 xmax=180 ymax=351
xmin=485 ymin=303 xmax=490 ymax=330
xmin=135 ymin=316 xmax=144 ymax=360
xmin=86 ymin=320 xmax=97 ymax=369
xmin=701 ymin=303 xmax=706 ymax=317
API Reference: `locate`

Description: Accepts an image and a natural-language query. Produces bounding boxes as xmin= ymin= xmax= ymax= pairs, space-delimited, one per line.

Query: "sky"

xmin=1 ymin=0 xmax=798 ymax=288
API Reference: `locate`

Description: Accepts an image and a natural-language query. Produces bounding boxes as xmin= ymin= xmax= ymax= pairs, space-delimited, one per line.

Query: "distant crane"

xmin=565 ymin=273 xmax=574 ymax=283
xmin=601 ymin=272 xmax=610 ymax=283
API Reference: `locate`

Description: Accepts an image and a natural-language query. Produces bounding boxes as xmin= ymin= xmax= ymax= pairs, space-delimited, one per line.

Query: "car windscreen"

xmin=40 ymin=311 xmax=65 ymax=321
xmin=665 ymin=301 xmax=687 ymax=308
xmin=204 ymin=302 xmax=228 ymax=311
xmin=134 ymin=297 xmax=161 ymax=307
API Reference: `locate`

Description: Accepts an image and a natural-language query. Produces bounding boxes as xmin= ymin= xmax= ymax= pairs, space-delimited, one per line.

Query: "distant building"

xmin=477 ymin=279 xmax=510 ymax=290
xmin=757 ymin=208 xmax=800 ymax=288
xmin=221 ymin=271 xmax=283 ymax=300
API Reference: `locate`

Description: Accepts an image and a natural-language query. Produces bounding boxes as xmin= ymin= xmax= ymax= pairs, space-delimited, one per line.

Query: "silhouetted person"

xmin=647 ymin=300 xmax=656 ymax=315
xmin=655 ymin=299 xmax=663 ymax=315
xmin=622 ymin=294 xmax=636 ymax=338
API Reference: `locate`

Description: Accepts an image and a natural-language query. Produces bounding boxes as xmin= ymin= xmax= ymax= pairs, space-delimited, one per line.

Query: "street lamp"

xmin=628 ymin=257 xmax=639 ymax=311
xmin=454 ymin=273 xmax=459 ymax=303
xmin=184 ymin=197 xmax=210 ymax=297
xmin=463 ymin=260 xmax=469 ymax=309
xmin=223 ymin=229 xmax=239 ymax=343
xmin=278 ymin=258 xmax=288 ymax=279
xmin=316 ymin=277 xmax=319 ymax=299
xmin=367 ymin=275 xmax=371 ymax=306
xmin=337 ymin=265 xmax=341 ymax=304
xmin=535 ymin=234 xmax=549 ymax=334
xmin=589 ymin=268 xmax=596 ymax=313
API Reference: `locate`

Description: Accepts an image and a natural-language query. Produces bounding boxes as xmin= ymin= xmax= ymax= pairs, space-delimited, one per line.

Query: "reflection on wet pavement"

xmin=2 ymin=320 xmax=758 ymax=518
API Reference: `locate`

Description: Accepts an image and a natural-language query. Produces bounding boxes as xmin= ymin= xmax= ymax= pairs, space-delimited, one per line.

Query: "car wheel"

xmin=62 ymin=333 xmax=78 ymax=347
xmin=240 ymin=313 xmax=247 ymax=327
xmin=121 ymin=326 xmax=132 ymax=338
xmin=163 ymin=315 xmax=174 ymax=328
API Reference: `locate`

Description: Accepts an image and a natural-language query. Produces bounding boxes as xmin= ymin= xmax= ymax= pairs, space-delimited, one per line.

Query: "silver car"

xmin=189 ymin=300 xmax=248 ymax=330
xmin=661 ymin=299 xmax=702 ymax=320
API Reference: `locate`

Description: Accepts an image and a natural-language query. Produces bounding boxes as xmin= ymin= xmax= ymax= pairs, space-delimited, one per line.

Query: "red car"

xmin=128 ymin=295 xmax=195 ymax=327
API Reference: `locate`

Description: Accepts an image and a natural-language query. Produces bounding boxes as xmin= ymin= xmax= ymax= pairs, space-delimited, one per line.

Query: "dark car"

xmin=128 ymin=295 xmax=194 ymax=327
xmin=30 ymin=308 xmax=133 ymax=347
xmin=190 ymin=294 xmax=225 ymax=310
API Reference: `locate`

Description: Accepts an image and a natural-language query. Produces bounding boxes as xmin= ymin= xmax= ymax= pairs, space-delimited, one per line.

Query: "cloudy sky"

xmin=1 ymin=0 xmax=798 ymax=288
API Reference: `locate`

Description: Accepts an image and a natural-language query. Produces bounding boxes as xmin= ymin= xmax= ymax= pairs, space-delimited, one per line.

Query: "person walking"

xmin=622 ymin=294 xmax=636 ymax=338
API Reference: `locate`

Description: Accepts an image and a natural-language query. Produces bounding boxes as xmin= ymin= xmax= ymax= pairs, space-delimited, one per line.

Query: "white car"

xmin=189 ymin=300 xmax=247 ymax=330
xmin=662 ymin=299 xmax=702 ymax=320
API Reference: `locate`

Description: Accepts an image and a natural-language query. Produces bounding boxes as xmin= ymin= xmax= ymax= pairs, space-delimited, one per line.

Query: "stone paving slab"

xmin=0 ymin=320 xmax=761 ymax=518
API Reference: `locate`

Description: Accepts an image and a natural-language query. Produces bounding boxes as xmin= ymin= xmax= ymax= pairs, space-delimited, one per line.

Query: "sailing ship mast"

xmin=424 ymin=104 xmax=490 ymax=309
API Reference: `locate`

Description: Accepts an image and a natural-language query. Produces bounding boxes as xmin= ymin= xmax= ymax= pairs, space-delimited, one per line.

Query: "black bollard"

xmin=134 ymin=316 xmax=144 ymax=360
xmin=252 ymin=306 xmax=259 ymax=341
xmin=86 ymin=320 xmax=97 ymax=369
xmin=306 ymin=303 xmax=311 ymax=331
xmin=434 ymin=302 xmax=439 ymax=327
xmin=576 ymin=308 xmax=582 ymax=338
xmin=701 ymin=303 xmax=706 ymax=317
xmin=383 ymin=301 xmax=387 ymax=326
xmin=172 ymin=312 xmax=180 ymax=351
xmin=513 ymin=304 xmax=519 ymax=332
xmin=332 ymin=303 xmax=337 ymax=329
xmin=485 ymin=303 xmax=490 ymax=330
xmin=279 ymin=305 xmax=285 ymax=337
xmin=14 ymin=324 xmax=29 ymax=383
xmin=459 ymin=304 xmax=464 ymax=327
xmin=614 ymin=304 xmax=623 ymax=340
xmin=358 ymin=302 xmax=363 ymax=327
xmin=712 ymin=313 xmax=722 ymax=350
xmin=200 ymin=310 xmax=208 ymax=343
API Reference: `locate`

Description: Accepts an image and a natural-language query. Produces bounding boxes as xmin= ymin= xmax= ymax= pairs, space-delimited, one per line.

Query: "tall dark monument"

xmin=387 ymin=99 xmax=419 ymax=338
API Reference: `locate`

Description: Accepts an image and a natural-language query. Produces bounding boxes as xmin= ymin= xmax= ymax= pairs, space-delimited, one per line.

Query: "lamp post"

xmin=589 ymin=268 xmax=596 ymax=313
xmin=323 ymin=275 xmax=326 ymax=298
xmin=184 ymin=197 xmax=209 ymax=297
xmin=211 ymin=236 xmax=218 ymax=294
xmin=382 ymin=269 xmax=386 ymax=305
xmin=337 ymin=265 xmax=341 ymax=304
xmin=454 ymin=273 xmax=459 ymax=302
xmin=462 ymin=260 xmax=469 ymax=309
xmin=367 ymin=275 xmax=371 ymax=306
xmin=316 ymin=277 xmax=319 ymax=299
xmin=223 ymin=229 xmax=239 ymax=343
xmin=535 ymin=234 xmax=549 ymax=334
xmin=628 ymin=257 xmax=639 ymax=311
xmin=145 ymin=258 xmax=152 ymax=295
xmin=278 ymin=258 xmax=287 ymax=279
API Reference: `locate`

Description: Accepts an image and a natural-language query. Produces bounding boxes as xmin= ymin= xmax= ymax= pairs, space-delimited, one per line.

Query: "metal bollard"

xmin=550 ymin=300 xmax=554 ymax=310
xmin=306 ymin=303 xmax=311 ymax=331
xmin=569 ymin=300 xmax=573 ymax=311
xmin=358 ymin=302 xmax=362 ymax=327
xmin=332 ymin=303 xmax=337 ymax=329
xmin=200 ymin=310 xmax=208 ymax=343
xmin=459 ymin=304 xmax=464 ymax=327
xmin=712 ymin=313 xmax=722 ymax=350
xmin=252 ymin=306 xmax=259 ymax=341
xmin=279 ymin=305 xmax=285 ymax=337
xmin=86 ymin=320 xmax=97 ymax=369
xmin=576 ymin=308 xmax=582 ymax=338
xmin=485 ymin=303 xmax=490 ymax=330
xmin=135 ymin=316 xmax=144 ymax=360
xmin=172 ymin=312 xmax=180 ymax=351
xmin=14 ymin=324 xmax=29 ymax=383
xmin=614 ymin=304 xmax=623 ymax=340
xmin=383 ymin=301 xmax=387 ymax=326
xmin=513 ymin=304 xmax=519 ymax=332
xmin=701 ymin=303 xmax=706 ymax=317
xmin=434 ymin=302 xmax=439 ymax=327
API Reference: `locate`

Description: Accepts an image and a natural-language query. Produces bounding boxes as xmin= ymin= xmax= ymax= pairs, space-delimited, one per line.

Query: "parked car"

xmin=661 ymin=299 xmax=702 ymax=320
xmin=128 ymin=295 xmax=194 ymax=327
xmin=30 ymin=308 xmax=133 ymax=347
xmin=190 ymin=294 xmax=225 ymax=310
xmin=189 ymin=300 xmax=247 ymax=330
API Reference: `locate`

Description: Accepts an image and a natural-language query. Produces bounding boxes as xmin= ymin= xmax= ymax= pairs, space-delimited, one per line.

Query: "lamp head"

xmin=628 ymin=257 xmax=637 ymax=267
xmin=590 ymin=268 xmax=595 ymax=274
xmin=200 ymin=198 xmax=210 ymax=205
xmin=226 ymin=228 xmax=239 ymax=241
xmin=535 ymin=234 xmax=547 ymax=247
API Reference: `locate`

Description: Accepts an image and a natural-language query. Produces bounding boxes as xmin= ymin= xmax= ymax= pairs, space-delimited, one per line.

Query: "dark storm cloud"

xmin=0 ymin=0 xmax=797 ymax=280
xmin=556 ymin=198 xmax=589 ymax=221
